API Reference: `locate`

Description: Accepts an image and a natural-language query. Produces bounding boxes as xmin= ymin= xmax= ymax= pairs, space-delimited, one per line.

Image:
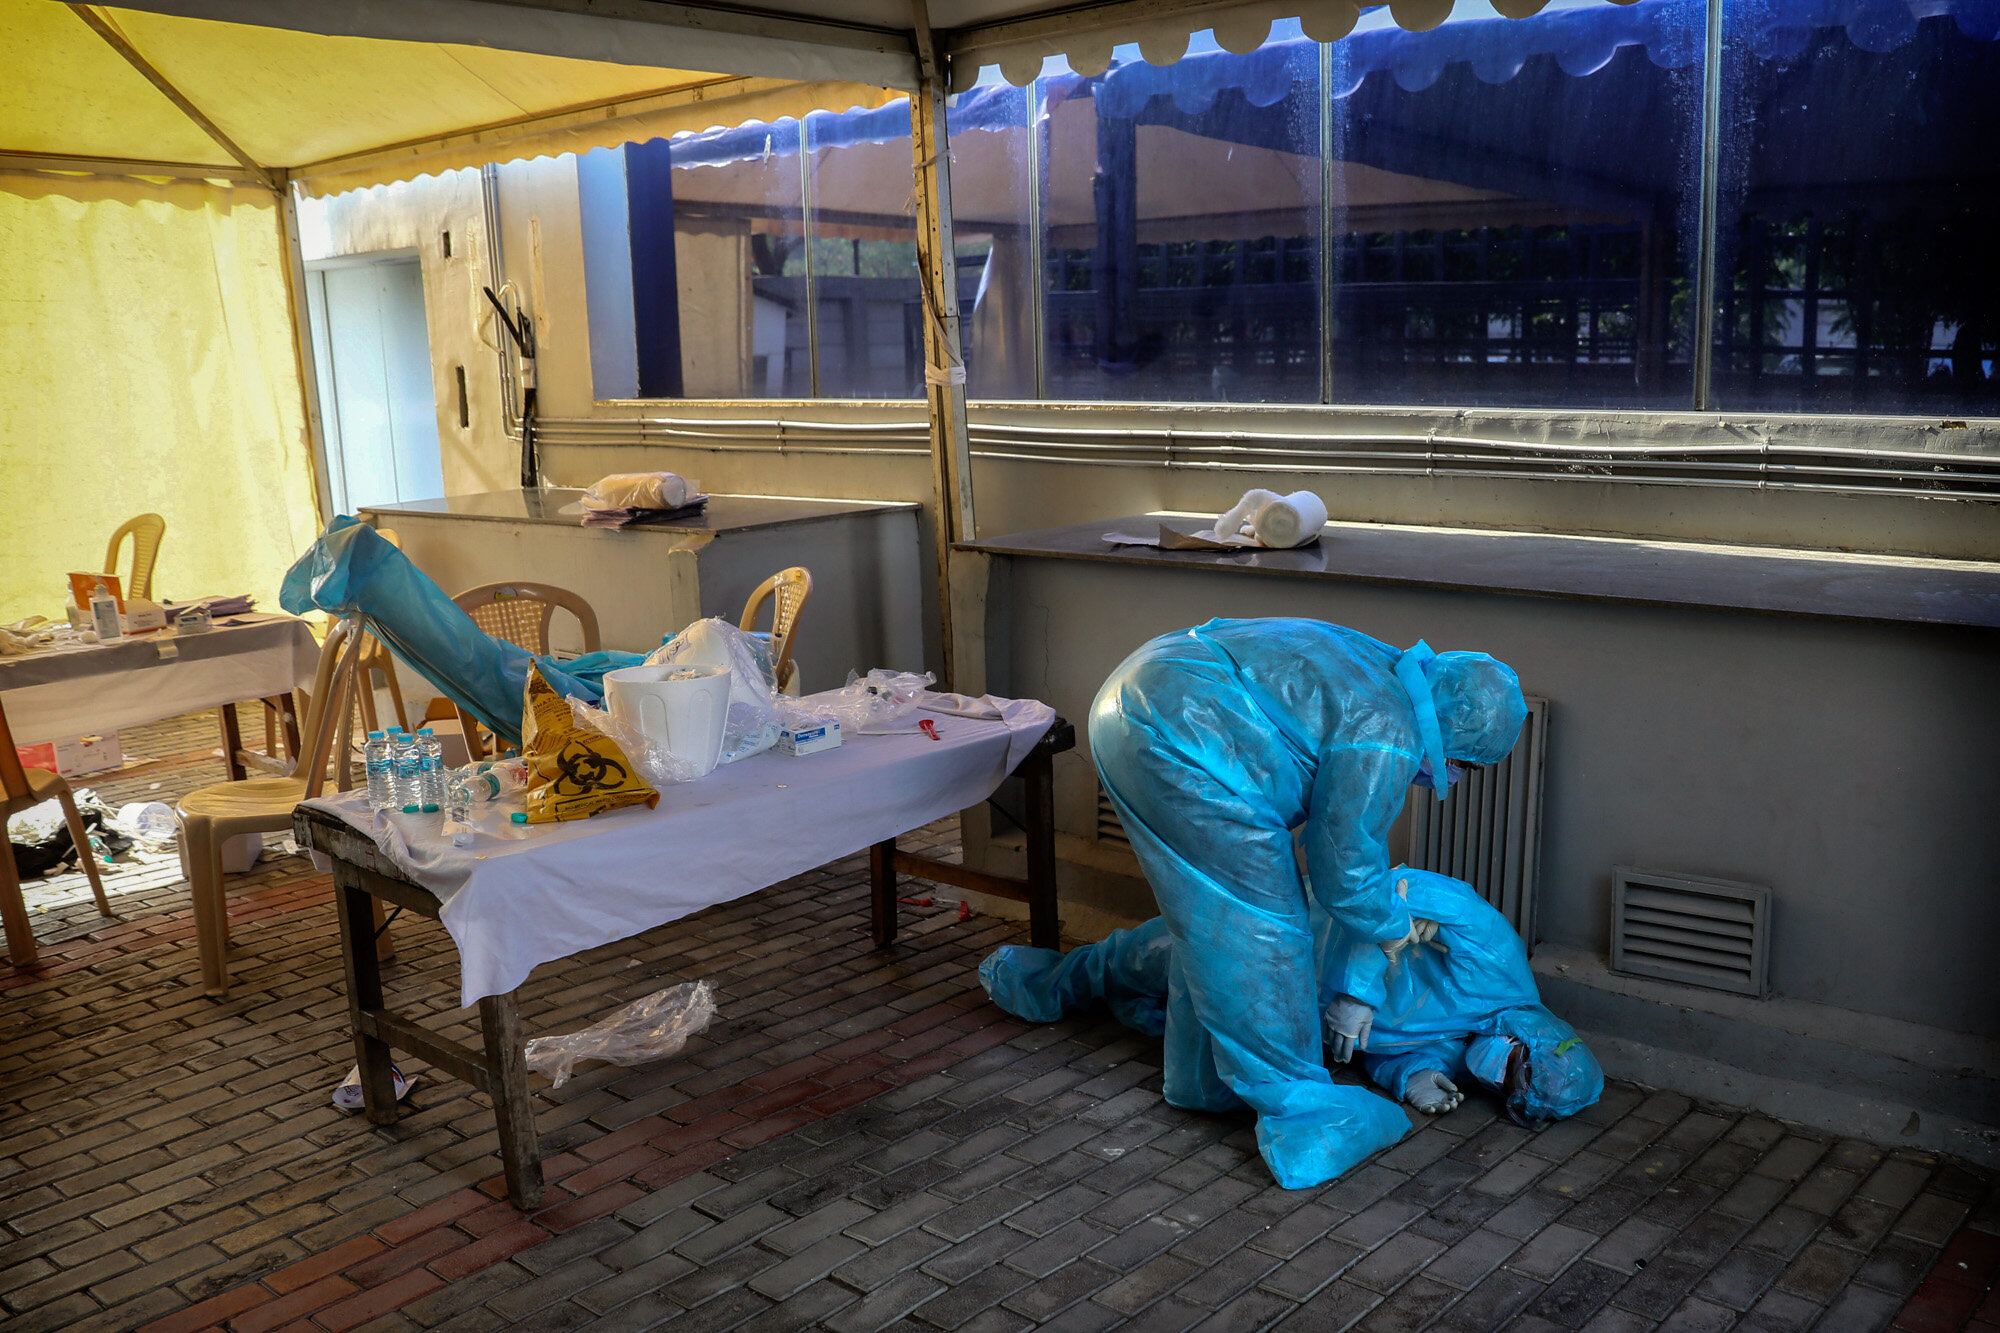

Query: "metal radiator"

xmin=1407 ymin=695 xmax=1550 ymax=943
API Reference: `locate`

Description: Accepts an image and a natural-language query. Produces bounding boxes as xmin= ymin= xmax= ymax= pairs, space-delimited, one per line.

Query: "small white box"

xmin=776 ymin=718 xmax=842 ymax=756
xmin=54 ymin=732 xmax=123 ymax=777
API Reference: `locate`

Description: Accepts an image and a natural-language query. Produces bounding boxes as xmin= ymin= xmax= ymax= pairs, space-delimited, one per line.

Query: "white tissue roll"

xmin=1253 ymin=490 xmax=1329 ymax=548
xmin=1215 ymin=488 xmax=1282 ymax=540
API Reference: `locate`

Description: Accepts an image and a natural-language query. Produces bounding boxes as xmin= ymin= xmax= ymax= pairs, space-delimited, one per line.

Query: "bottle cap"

xmin=510 ymin=811 xmax=527 ymax=824
xmin=421 ymin=803 xmax=440 ymax=813
xmin=401 ymin=804 xmax=420 ymax=813
xmin=418 ymin=728 xmax=434 ymax=736
xmin=368 ymin=731 xmax=384 ymax=740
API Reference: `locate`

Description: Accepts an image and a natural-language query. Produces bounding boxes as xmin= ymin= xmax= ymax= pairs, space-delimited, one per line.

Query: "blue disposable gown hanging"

xmin=1316 ymin=868 xmax=1603 ymax=1125
xmin=280 ymin=517 xmax=643 ymax=749
xmin=1041 ymin=617 xmax=1528 ymax=1187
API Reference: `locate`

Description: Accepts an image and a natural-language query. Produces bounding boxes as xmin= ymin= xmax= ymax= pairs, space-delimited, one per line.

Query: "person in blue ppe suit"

xmin=985 ymin=617 xmax=1528 ymax=1188
xmin=1315 ymin=868 xmax=1603 ymax=1125
xmin=981 ymin=868 xmax=1602 ymax=1131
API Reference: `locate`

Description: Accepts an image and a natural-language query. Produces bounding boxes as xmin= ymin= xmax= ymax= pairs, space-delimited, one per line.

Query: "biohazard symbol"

xmin=551 ymin=739 xmax=628 ymax=795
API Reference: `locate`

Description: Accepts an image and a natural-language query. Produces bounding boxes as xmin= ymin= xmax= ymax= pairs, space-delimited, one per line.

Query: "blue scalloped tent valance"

xmin=657 ymin=0 xmax=1997 ymax=170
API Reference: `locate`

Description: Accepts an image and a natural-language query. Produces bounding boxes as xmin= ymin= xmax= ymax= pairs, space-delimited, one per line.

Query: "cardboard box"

xmin=777 ymin=718 xmax=842 ymax=756
xmin=15 ymin=733 xmax=123 ymax=778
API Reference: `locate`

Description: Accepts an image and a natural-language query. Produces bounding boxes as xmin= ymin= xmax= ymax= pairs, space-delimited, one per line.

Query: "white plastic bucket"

xmin=602 ymin=663 xmax=732 ymax=779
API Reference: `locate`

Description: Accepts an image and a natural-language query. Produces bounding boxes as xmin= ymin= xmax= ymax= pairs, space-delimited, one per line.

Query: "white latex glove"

xmin=1383 ymin=917 xmax=1440 ymax=966
xmin=1324 ymin=994 xmax=1373 ymax=1064
xmin=1405 ymin=1069 xmax=1463 ymax=1114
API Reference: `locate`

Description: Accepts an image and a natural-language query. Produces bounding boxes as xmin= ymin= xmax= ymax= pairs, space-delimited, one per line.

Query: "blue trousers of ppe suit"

xmin=1061 ymin=619 xmax=1527 ymax=1187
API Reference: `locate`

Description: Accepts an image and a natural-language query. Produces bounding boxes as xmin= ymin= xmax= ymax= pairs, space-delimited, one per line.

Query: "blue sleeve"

xmin=1303 ymin=744 xmax=1416 ymax=947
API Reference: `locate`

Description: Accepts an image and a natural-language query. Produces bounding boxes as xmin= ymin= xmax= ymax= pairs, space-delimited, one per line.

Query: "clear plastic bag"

xmin=567 ymin=696 xmax=702 ymax=788
xmin=524 ymin=980 xmax=716 ymax=1088
xmin=810 ymin=668 xmax=937 ymax=733
xmin=643 ymin=619 xmax=779 ymax=763
xmin=582 ymin=471 xmax=695 ymax=511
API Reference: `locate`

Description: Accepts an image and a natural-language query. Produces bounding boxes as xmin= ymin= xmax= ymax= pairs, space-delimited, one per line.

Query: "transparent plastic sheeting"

xmin=280 ymin=517 xmax=641 ymax=749
xmin=524 ymin=981 xmax=716 ymax=1088
xmin=1316 ymin=868 xmax=1603 ymax=1124
xmin=1025 ymin=617 xmax=1526 ymax=1187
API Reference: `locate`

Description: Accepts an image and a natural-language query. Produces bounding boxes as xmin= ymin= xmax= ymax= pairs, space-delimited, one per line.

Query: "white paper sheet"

xmin=304 ymin=695 xmax=1056 ymax=1006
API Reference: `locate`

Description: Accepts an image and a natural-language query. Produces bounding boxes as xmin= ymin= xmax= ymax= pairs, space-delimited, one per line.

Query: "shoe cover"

xmin=281 ymin=517 xmax=642 ymax=749
xmin=1249 ymin=1079 xmax=1413 ymax=1189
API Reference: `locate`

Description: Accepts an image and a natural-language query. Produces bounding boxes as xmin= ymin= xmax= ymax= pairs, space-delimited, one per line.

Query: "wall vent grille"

xmin=1095 ymin=786 xmax=1131 ymax=851
xmin=1408 ymin=695 xmax=1549 ymax=943
xmin=1610 ymin=867 xmax=1771 ymax=997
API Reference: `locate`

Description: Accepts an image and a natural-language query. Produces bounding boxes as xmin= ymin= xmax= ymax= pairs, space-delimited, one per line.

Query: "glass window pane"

xmin=643 ymin=123 xmax=808 ymax=398
xmin=805 ymin=102 xmax=926 ymax=399
xmin=1712 ymin=0 xmax=2000 ymax=412
xmin=1043 ymin=28 xmax=1324 ymax=402
xmin=951 ymin=80 xmax=1036 ymax=399
xmin=1324 ymin=0 xmax=1704 ymax=408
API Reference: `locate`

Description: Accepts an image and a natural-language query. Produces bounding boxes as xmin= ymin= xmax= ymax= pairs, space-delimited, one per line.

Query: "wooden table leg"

xmin=332 ymin=863 xmax=399 ymax=1124
xmin=1021 ymin=747 xmax=1060 ymax=950
xmin=869 ymin=838 xmax=898 ymax=948
xmin=216 ymin=703 xmax=246 ymax=782
xmin=479 ymin=991 xmax=545 ymax=1209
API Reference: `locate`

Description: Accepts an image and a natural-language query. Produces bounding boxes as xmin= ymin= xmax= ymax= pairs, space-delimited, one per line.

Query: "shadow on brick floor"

xmin=2 ymin=713 xmax=1994 ymax=1333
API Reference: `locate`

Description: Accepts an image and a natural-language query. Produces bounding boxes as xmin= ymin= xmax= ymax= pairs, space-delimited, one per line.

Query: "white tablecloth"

xmin=0 ymin=614 xmax=321 ymax=743
xmin=304 ymin=695 xmax=1056 ymax=1006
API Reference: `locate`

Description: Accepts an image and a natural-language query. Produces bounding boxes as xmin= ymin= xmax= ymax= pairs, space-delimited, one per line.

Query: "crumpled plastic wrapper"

xmin=524 ymin=981 xmax=717 ymax=1088
xmin=567 ymin=696 xmax=702 ymax=789
xmin=800 ymin=668 xmax=937 ymax=734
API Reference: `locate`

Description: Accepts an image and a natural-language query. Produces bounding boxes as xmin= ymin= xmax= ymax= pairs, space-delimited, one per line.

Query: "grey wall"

xmin=984 ymin=554 xmax=2000 ymax=1039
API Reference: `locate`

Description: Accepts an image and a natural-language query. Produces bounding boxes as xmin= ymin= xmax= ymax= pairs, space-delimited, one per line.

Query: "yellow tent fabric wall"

xmin=0 ymin=172 xmax=321 ymax=625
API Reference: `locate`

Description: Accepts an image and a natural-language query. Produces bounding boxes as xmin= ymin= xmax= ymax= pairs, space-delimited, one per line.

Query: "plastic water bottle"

xmin=364 ymin=731 xmax=393 ymax=810
xmin=391 ymin=730 xmax=422 ymax=811
xmin=417 ymin=729 xmax=444 ymax=810
xmin=443 ymin=771 xmax=474 ymax=847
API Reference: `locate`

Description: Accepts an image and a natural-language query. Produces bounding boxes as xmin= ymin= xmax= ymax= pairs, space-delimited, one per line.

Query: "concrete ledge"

xmin=1535 ymin=944 xmax=2000 ymax=1169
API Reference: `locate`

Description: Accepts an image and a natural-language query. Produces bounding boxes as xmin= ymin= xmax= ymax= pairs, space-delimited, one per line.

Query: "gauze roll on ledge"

xmin=1212 ymin=488 xmax=1329 ymax=549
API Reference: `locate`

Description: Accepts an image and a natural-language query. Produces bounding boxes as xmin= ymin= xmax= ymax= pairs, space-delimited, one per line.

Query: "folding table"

xmin=0 ymin=613 xmax=319 ymax=777
xmin=295 ymin=702 xmax=1073 ymax=1207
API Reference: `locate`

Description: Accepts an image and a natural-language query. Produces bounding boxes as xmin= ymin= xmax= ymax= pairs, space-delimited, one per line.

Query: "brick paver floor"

xmin=3 ymin=712 xmax=1994 ymax=1332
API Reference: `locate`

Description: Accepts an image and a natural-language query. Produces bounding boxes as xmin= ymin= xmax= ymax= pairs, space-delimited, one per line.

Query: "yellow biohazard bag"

xmin=521 ymin=665 xmax=659 ymax=823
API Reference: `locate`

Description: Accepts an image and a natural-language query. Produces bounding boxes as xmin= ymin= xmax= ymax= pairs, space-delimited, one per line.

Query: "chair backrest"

xmin=0 ymin=698 xmax=29 ymax=802
xmin=739 ymin=567 xmax=813 ymax=680
xmin=453 ymin=582 xmax=601 ymax=656
xmin=105 ymin=513 xmax=166 ymax=602
xmin=292 ymin=619 xmax=363 ymax=798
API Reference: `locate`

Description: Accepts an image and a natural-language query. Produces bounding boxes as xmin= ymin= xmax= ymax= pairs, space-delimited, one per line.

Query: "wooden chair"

xmin=176 ymin=619 xmax=363 ymax=995
xmin=105 ymin=513 xmax=166 ymax=602
xmin=441 ymin=582 xmax=601 ymax=759
xmin=0 ymin=704 xmax=114 ymax=968
xmin=739 ymin=567 xmax=812 ymax=695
